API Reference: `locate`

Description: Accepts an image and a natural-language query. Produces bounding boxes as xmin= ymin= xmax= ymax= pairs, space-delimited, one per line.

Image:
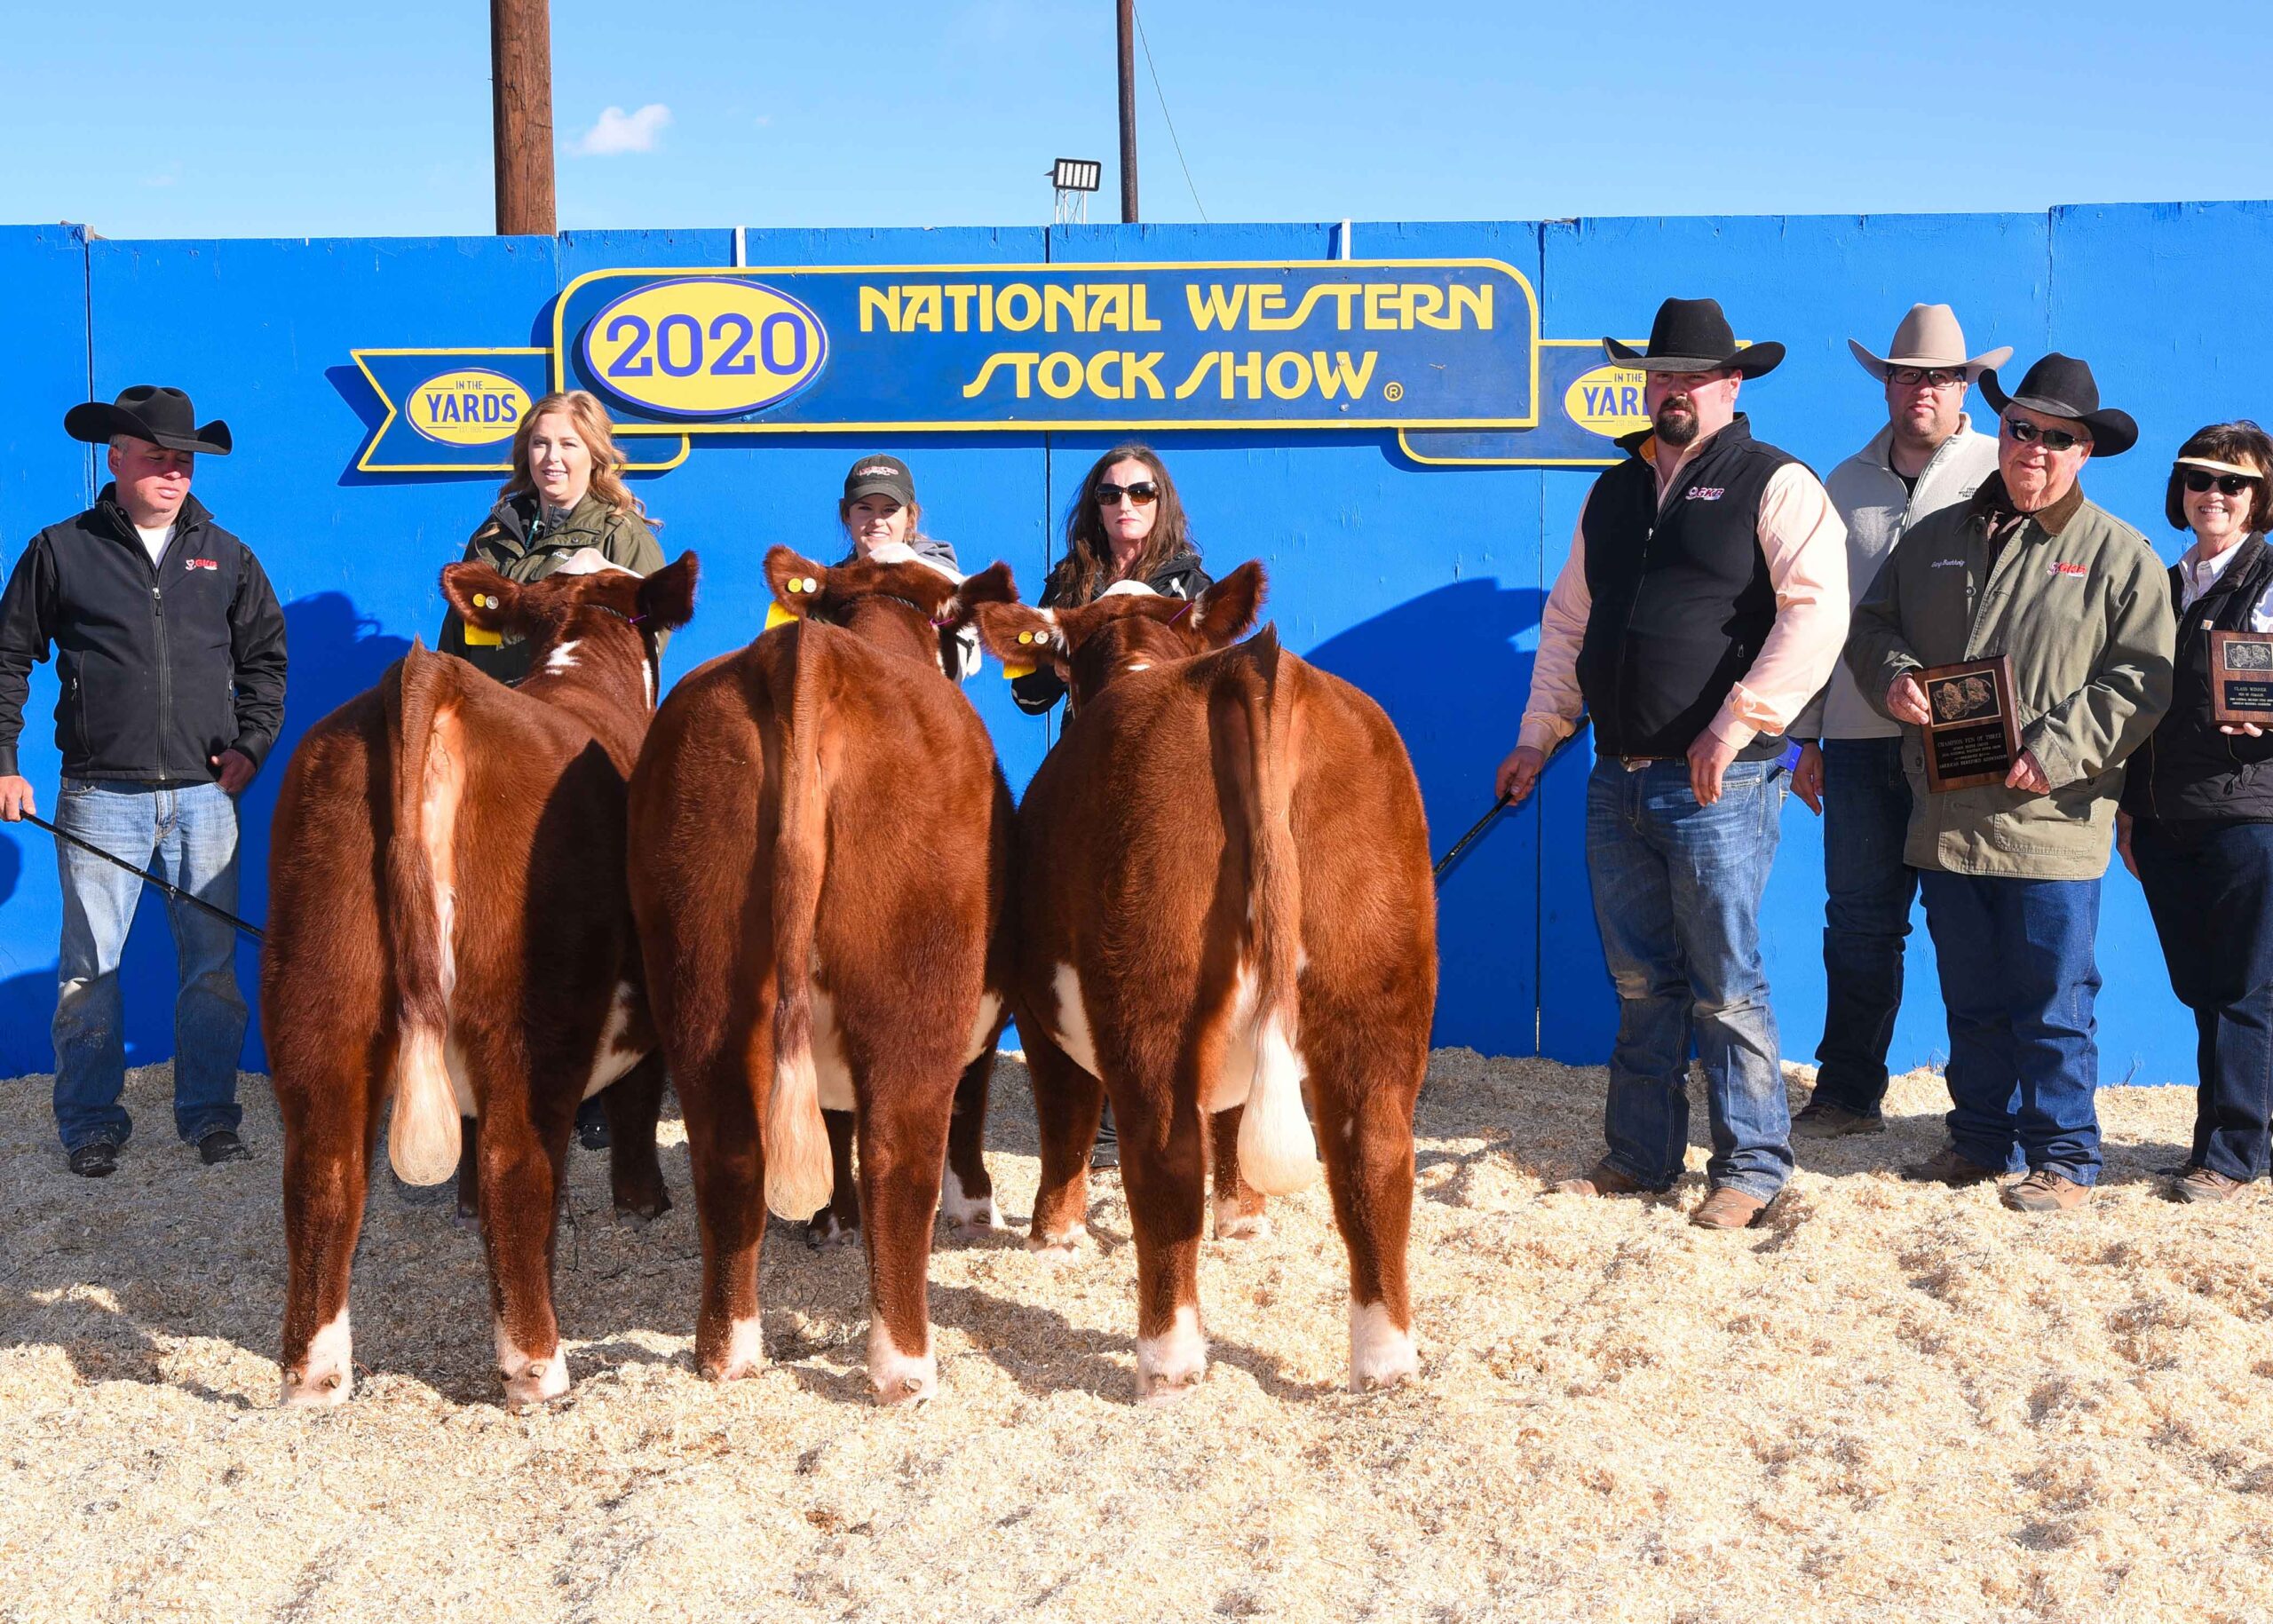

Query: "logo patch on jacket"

xmin=2048 ymin=560 xmax=2087 ymax=577
xmin=1685 ymin=486 xmax=1726 ymax=502
xmin=184 ymin=558 xmax=219 ymax=571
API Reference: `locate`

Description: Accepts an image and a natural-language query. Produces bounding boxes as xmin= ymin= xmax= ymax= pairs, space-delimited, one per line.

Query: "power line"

xmin=1132 ymin=5 xmax=1207 ymax=222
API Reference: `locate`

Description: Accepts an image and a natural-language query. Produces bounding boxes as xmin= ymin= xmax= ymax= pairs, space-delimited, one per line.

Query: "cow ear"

xmin=442 ymin=561 xmax=523 ymax=633
xmin=942 ymin=560 xmax=1018 ymax=627
xmin=1190 ymin=561 xmax=1266 ymax=646
xmin=975 ymin=601 xmax=1066 ymax=673
xmin=764 ymin=546 xmax=829 ymax=626
xmin=637 ymin=551 xmax=701 ymax=631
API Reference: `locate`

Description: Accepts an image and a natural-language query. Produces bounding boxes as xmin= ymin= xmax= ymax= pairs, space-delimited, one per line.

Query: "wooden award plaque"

xmin=1919 ymin=655 xmax=2021 ymax=792
xmin=2209 ymin=630 xmax=2273 ymax=726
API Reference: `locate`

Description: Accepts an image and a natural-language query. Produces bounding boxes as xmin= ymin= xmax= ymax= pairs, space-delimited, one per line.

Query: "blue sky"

xmin=2 ymin=1 xmax=2261 ymax=237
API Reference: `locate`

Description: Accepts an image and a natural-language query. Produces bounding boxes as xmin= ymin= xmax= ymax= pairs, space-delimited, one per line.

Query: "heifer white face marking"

xmin=1048 ymin=963 xmax=1103 ymax=1081
xmin=1349 ymin=1300 xmax=1420 ymax=1392
xmin=282 ymin=1307 xmax=354 ymax=1408
xmin=495 ymin=1319 xmax=569 ymax=1409
xmin=867 ymin=1320 xmax=938 ymax=1406
xmin=550 ymin=548 xmax=635 ymax=578
xmin=1136 ymin=1304 xmax=1208 ymax=1404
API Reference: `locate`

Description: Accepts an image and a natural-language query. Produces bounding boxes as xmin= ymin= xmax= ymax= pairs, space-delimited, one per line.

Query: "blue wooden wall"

xmin=0 ymin=204 xmax=2252 ymax=1085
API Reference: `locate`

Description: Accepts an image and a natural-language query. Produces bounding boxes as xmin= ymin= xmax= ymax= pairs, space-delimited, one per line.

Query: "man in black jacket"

xmin=0 ymin=386 xmax=287 ymax=1176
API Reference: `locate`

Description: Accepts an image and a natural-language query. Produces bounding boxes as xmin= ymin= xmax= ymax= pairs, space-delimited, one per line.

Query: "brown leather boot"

xmin=2166 ymin=1165 xmax=2245 ymax=1204
xmin=1690 ymin=1185 xmax=1770 ymax=1230
xmin=1552 ymin=1161 xmax=1656 ymax=1197
xmin=1900 ymin=1146 xmax=2000 ymax=1186
xmin=2001 ymin=1168 xmax=2091 ymax=1212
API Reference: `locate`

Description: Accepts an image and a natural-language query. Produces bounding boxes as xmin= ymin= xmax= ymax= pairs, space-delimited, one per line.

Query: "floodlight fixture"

xmin=1050 ymin=157 xmax=1103 ymax=224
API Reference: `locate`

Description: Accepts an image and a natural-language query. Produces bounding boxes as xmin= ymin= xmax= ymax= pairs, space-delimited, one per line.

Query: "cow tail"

xmin=764 ymin=621 xmax=834 ymax=1219
xmin=383 ymin=641 xmax=464 ymax=1185
xmin=1235 ymin=628 xmax=1320 ymax=1195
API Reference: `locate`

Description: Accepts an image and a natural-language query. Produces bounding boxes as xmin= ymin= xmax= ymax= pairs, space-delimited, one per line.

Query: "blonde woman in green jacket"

xmin=439 ymin=389 xmax=666 ymax=685
xmin=434 ymin=388 xmax=664 ymax=1158
xmin=1846 ymin=353 xmax=2174 ymax=1214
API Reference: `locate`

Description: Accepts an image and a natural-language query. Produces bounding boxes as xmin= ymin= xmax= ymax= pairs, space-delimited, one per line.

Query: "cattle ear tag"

xmin=462 ymin=590 xmax=504 ymax=646
xmin=764 ymin=601 xmax=797 ymax=631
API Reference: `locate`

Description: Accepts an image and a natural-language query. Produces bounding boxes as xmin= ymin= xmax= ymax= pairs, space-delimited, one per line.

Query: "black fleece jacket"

xmin=0 ymin=487 xmax=287 ymax=780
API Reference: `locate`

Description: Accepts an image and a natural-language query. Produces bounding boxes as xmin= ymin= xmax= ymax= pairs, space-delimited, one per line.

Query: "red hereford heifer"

xmin=976 ymin=564 xmax=1436 ymax=1401
xmin=628 ymin=544 xmax=1015 ymax=1404
xmin=265 ymin=549 xmax=699 ymax=1408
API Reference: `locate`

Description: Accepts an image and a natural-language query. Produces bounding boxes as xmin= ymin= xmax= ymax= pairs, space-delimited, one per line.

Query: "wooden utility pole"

xmin=1117 ymin=0 xmax=1139 ymax=223
xmin=491 ymin=0 xmax=557 ymax=235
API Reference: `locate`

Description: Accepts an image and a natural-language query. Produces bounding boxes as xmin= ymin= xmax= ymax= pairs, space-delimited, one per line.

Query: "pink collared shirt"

xmin=1517 ymin=432 xmax=1850 ymax=754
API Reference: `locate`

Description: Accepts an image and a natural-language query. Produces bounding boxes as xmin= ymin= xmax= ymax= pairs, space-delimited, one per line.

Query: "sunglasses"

xmin=1889 ymin=367 xmax=1968 ymax=389
xmin=2003 ymin=417 xmax=2087 ymax=452
xmin=2183 ymin=471 xmax=2260 ymax=495
xmin=1095 ymin=481 xmax=1160 ymax=507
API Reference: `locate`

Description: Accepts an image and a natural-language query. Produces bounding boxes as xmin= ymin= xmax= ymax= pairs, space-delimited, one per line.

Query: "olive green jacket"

xmin=1846 ymin=477 xmax=2174 ymax=879
xmin=438 ymin=492 xmax=665 ymax=684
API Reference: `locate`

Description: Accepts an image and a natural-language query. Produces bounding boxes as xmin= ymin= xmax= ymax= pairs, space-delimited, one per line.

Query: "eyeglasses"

xmin=1889 ymin=367 xmax=1968 ymax=390
xmin=1095 ymin=481 xmax=1160 ymax=507
xmin=2003 ymin=417 xmax=2087 ymax=452
xmin=2184 ymin=471 xmax=2261 ymax=495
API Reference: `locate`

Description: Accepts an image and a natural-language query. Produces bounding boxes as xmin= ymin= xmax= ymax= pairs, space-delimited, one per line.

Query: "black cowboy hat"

xmin=63 ymin=385 xmax=232 ymax=456
xmin=1605 ymin=297 xmax=1784 ymax=377
xmin=1976 ymin=352 xmax=2136 ymax=457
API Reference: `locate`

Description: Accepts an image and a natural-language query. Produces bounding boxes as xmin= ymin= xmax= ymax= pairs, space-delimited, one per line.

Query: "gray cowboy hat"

xmin=1604 ymin=297 xmax=1783 ymax=377
xmin=1848 ymin=304 xmax=2012 ymax=382
xmin=64 ymin=385 xmax=233 ymax=456
xmin=1977 ymin=353 xmax=2138 ymax=457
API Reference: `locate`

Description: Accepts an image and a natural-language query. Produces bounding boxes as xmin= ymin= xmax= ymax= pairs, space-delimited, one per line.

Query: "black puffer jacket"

xmin=0 ymin=488 xmax=287 ymax=780
xmin=1010 ymin=548 xmax=1213 ymax=715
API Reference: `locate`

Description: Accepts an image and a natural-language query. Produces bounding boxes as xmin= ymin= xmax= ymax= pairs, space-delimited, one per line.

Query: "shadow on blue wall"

xmin=0 ymin=593 xmax=408 ymax=1081
xmin=1306 ymin=577 xmax=1546 ymax=1056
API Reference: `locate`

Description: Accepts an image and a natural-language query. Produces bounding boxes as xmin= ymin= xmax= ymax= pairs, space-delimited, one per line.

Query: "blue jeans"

xmin=2132 ymin=818 xmax=2273 ymax=1182
xmin=51 ymin=779 xmax=248 ymax=1152
xmin=1917 ymin=870 xmax=2101 ymax=1184
xmin=1811 ymin=737 xmax=1918 ymax=1114
xmin=1585 ymin=757 xmax=1794 ymax=1200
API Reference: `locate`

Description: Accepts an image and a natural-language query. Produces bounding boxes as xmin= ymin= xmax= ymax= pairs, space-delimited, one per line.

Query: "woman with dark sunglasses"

xmin=2119 ymin=420 xmax=2273 ymax=1204
xmin=1010 ymin=444 xmax=1213 ymax=718
xmin=1012 ymin=445 xmax=1212 ymax=1169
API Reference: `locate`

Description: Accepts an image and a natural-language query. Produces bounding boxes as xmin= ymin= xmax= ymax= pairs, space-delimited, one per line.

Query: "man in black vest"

xmin=0 ymin=386 xmax=287 ymax=1176
xmin=1494 ymin=298 xmax=1849 ymax=1229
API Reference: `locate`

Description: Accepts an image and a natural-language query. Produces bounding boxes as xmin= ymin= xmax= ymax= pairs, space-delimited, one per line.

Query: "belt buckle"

xmin=1621 ymin=756 xmax=1654 ymax=772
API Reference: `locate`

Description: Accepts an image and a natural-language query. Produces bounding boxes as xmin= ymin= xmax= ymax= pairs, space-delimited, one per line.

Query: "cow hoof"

xmin=943 ymin=1196 xmax=1010 ymax=1236
xmin=451 ymin=1205 xmax=481 ymax=1233
xmin=703 ymin=1315 xmax=766 ymax=1382
xmin=1135 ymin=1307 xmax=1208 ymax=1405
xmin=1026 ymin=1224 xmax=1091 ymax=1260
xmin=1349 ymin=1301 xmax=1421 ymax=1392
xmin=280 ymin=1367 xmax=352 ymax=1409
xmin=1212 ymin=1208 xmax=1272 ymax=1243
xmin=613 ymin=1188 xmax=671 ymax=1224
xmin=867 ymin=1327 xmax=937 ymax=1406
xmin=499 ymin=1358 xmax=571 ymax=1411
xmin=804 ymin=1213 xmax=859 ymax=1250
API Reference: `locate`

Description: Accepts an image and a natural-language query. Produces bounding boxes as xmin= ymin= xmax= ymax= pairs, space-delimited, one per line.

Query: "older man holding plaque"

xmin=1848 ymin=353 xmax=2174 ymax=1212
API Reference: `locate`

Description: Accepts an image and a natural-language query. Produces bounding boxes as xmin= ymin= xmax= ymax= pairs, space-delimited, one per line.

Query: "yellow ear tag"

xmin=1002 ymin=662 xmax=1036 ymax=680
xmin=764 ymin=601 xmax=796 ymax=631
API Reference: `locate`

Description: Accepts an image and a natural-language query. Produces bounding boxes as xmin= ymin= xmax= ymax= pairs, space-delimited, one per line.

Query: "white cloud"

xmin=142 ymin=162 xmax=182 ymax=188
xmin=571 ymin=104 xmax=672 ymax=157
